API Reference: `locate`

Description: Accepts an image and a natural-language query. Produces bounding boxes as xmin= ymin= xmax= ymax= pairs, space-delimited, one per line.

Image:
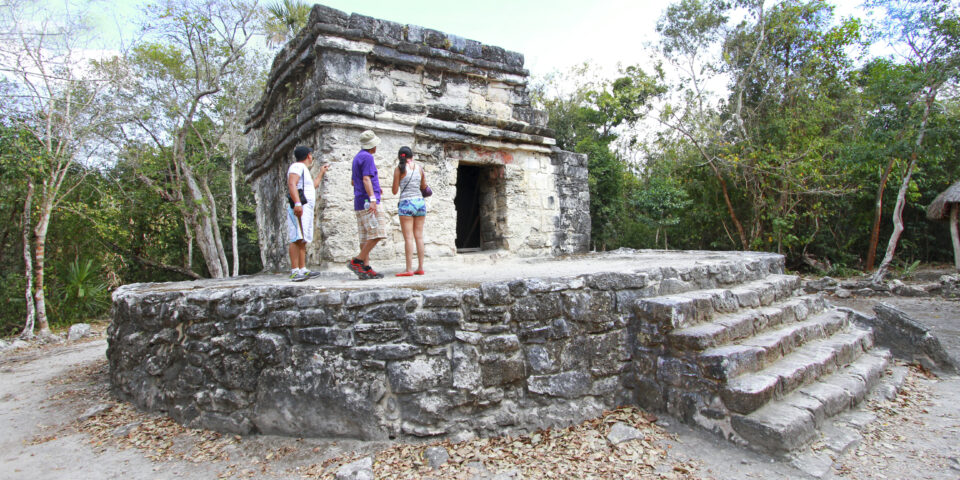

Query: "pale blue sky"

xmin=72 ymin=0 xmax=867 ymax=79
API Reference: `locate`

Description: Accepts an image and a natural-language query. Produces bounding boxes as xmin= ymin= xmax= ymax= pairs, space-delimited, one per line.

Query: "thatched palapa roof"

xmin=927 ymin=180 xmax=960 ymax=220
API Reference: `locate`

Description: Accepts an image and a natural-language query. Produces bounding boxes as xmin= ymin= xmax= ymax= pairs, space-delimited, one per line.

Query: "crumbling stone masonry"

xmin=243 ymin=5 xmax=590 ymax=272
xmin=108 ymin=251 xmax=785 ymax=441
xmin=108 ymin=250 xmax=895 ymax=454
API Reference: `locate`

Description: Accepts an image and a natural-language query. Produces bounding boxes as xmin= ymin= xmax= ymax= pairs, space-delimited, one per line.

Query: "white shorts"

xmin=287 ymin=204 xmax=314 ymax=243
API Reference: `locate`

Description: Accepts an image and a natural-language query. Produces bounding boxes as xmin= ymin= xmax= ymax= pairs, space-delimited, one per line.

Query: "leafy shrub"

xmin=55 ymin=259 xmax=110 ymax=324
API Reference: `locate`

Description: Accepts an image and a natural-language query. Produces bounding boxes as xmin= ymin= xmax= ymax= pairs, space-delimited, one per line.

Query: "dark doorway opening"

xmin=455 ymin=164 xmax=505 ymax=252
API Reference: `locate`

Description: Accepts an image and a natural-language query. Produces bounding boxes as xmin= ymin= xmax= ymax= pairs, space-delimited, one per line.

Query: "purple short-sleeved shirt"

xmin=351 ymin=149 xmax=381 ymax=210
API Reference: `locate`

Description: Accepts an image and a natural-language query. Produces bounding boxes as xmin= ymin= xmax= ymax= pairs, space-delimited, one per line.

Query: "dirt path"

xmin=825 ymin=295 xmax=960 ymax=479
xmin=0 ymin=339 xmax=161 ymax=480
xmin=0 ymin=338 xmax=381 ymax=480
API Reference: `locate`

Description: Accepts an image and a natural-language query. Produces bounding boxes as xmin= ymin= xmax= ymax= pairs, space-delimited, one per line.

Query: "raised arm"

xmin=313 ymin=163 xmax=329 ymax=186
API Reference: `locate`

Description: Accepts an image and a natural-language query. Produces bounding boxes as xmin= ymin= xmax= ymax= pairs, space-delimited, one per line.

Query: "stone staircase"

xmin=633 ymin=273 xmax=891 ymax=454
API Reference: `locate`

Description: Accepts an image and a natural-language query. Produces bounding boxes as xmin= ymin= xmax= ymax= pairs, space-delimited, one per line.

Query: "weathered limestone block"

xmin=528 ymin=371 xmax=592 ymax=398
xmin=387 ymin=355 xmax=452 ymax=393
xmin=852 ymin=303 xmax=958 ymax=373
xmin=253 ymin=353 xmax=390 ymax=439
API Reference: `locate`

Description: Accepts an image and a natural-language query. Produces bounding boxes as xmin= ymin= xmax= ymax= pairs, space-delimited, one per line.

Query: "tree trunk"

xmin=20 ymin=181 xmax=36 ymax=339
xmin=713 ymin=165 xmax=748 ymax=250
xmin=33 ymin=198 xmax=53 ymax=335
xmin=866 ymin=158 xmax=896 ymax=270
xmin=872 ymin=161 xmax=913 ymax=283
xmin=202 ymin=179 xmax=230 ymax=274
xmin=951 ymin=204 xmax=959 ymax=273
xmin=180 ymin=158 xmax=228 ymax=278
xmin=193 ymin=207 xmax=227 ymax=278
xmin=230 ymin=156 xmax=239 ymax=277
xmin=873 ymin=86 xmax=937 ymax=283
xmin=185 ymin=220 xmax=194 ymax=270
xmin=171 ymin=118 xmax=228 ymax=278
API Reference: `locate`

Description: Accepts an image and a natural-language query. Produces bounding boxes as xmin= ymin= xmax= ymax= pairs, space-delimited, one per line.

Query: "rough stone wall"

xmin=848 ymin=303 xmax=958 ymax=373
xmin=107 ymin=253 xmax=784 ymax=440
xmin=552 ymin=149 xmax=591 ymax=254
xmin=243 ymin=5 xmax=590 ymax=271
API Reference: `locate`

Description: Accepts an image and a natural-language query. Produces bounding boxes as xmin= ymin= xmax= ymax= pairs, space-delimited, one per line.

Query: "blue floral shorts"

xmin=398 ymin=198 xmax=427 ymax=217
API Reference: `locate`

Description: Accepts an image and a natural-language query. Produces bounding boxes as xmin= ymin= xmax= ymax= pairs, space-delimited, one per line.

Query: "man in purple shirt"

xmin=349 ymin=130 xmax=388 ymax=279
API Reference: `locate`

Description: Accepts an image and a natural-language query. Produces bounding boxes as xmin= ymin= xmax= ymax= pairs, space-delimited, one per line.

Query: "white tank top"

xmin=398 ymin=163 xmax=422 ymax=201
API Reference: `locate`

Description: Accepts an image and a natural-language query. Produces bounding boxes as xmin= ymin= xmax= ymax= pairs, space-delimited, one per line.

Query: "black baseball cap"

xmin=294 ymin=146 xmax=313 ymax=161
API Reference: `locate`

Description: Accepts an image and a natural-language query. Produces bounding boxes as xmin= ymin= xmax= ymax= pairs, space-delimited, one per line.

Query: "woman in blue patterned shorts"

xmin=391 ymin=146 xmax=427 ymax=276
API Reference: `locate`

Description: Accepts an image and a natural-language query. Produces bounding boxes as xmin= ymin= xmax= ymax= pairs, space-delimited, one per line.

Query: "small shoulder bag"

xmin=420 ymin=167 xmax=432 ymax=197
xmin=287 ymin=165 xmax=307 ymax=208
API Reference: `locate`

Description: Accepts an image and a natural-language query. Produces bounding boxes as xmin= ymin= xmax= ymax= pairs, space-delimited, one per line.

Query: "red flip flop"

xmin=414 ymin=269 xmax=425 ymax=275
xmin=395 ymin=271 xmax=415 ymax=277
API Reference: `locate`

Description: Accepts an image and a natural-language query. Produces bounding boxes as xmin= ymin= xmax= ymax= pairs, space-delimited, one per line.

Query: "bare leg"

xmin=414 ymin=215 xmax=426 ymax=271
xmin=400 ymin=215 xmax=415 ymax=272
xmin=358 ymin=238 xmax=381 ymax=265
xmin=289 ymin=241 xmax=306 ymax=269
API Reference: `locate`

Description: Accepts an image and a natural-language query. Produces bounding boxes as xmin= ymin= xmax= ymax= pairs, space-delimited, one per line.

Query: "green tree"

xmin=869 ymin=0 xmax=960 ymax=281
xmin=264 ymin=0 xmax=311 ymax=47
xmin=654 ymin=0 xmax=746 ymax=249
xmin=534 ymin=64 xmax=665 ymax=250
xmin=0 ymin=0 xmax=119 ymax=337
xmin=0 ymin=117 xmax=36 ymax=336
xmin=105 ymin=0 xmax=261 ymax=279
xmin=653 ymin=0 xmax=867 ymax=262
xmin=631 ymin=176 xmax=692 ymax=249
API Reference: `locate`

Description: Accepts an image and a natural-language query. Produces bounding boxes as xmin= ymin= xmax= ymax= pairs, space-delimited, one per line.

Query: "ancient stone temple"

xmin=243 ymin=5 xmax=590 ymax=271
xmin=108 ymin=5 xmax=903 ymax=460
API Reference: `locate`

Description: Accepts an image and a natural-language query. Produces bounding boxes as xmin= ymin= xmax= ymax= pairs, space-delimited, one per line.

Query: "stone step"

xmin=667 ymin=294 xmax=827 ymax=351
xmin=738 ymin=310 xmax=849 ymax=366
xmin=636 ymin=274 xmax=801 ymax=331
xmin=729 ymin=350 xmax=891 ymax=453
xmin=726 ymin=274 xmax=800 ymax=308
xmin=718 ymin=327 xmax=875 ymax=414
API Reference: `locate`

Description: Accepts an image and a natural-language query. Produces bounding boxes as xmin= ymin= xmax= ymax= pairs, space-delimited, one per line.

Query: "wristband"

xmin=294 ymin=202 xmax=302 ymax=207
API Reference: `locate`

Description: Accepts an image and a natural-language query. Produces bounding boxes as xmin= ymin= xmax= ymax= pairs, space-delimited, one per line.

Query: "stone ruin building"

xmin=242 ymin=4 xmax=590 ymax=271
xmin=108 ymin=5 xmax=908 ymax=464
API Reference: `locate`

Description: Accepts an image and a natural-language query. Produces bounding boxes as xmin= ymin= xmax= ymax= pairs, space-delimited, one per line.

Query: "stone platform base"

xmin=110 ymin=249 xmax=890 ymax=453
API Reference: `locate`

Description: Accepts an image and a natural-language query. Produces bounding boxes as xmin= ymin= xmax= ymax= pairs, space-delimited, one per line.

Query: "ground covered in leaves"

xmin=56 ymin=359 xmax=698 ymax=479
xmin=302 ymin=408 xmax=698 ymax=479
xmin=829 ymin=362 xmax=960 ymax=479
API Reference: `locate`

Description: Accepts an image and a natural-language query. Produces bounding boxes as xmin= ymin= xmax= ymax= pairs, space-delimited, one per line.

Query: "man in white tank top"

xmin=287 ymin=145 xmax=329 ymax=281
